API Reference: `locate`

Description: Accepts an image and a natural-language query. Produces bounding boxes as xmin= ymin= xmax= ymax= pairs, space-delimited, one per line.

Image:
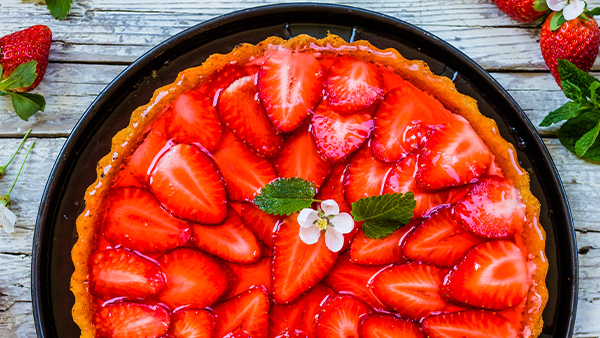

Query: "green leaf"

xmin=575 ymin=119 xmax=600 ymax=157
xmin=540 ymin=101 xmax=583 ymax=126
xmin=351 ymin=192 xmax=416 ymax=239
xmin=0 ymin=64 xmax=3 ymax=77
xmin=550 ymin=11 xmax=566 ymax=31
xmin=587 ymin=8 xmax=600 ymax=16
xmin=558 ymin=59 xmax=599 ymax=93
xmin=8 ymin=92 xmax=46 ymax=121
xmin=533 ymin=0 xmax=549 ymax=12
xmin=253 ymin=178 xmax=316 ymax=216
xmin=590 ymin=82 xmax=600 ymax=108
xmin=0 ymin=61 xmax=38 ymax=91
xmin=561 ymin=79 xmax=584 ymax=102
xmin=557 ymin=111 xmax=600 ymax=162
xmin=46 ymin=0 xmax=73 ymax=20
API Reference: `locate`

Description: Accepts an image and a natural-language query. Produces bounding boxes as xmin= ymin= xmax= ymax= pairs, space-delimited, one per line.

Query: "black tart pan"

xmin=33 ymin=3 xmax=577 ymax=338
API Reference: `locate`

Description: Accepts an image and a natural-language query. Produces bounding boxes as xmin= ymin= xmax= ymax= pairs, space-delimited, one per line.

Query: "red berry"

xmin=492 ymin=0 xmax=547 ymax=23
xmin=316 ymin=295 xmax=371 ymax=338
xmin=93 ymin=302 xmax=170 ymax=338
xmin=213 ymin=287 xmax=270 ymax=338
xmin=169 ymin=309 xmax=216 ymax=338
xmin=359 ymin=313 xmax=425 ymax=338
xmin=421 ymin=310 xmax=518 ymax=338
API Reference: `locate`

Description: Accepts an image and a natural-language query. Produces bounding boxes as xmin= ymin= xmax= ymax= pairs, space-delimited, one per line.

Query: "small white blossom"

xmin=297 ymin=199 xmax=354 ymax=252
xmin=547 ymin=0 xmax=586 ymax=20
xmin=0 ymin=203 xmax=16 ymax=234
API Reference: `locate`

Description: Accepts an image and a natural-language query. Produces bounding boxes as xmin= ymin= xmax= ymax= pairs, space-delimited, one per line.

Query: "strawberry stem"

xmin=0 ymin=129 xmax=31 ymax=178
xmin=2 ymin=141 xmax=34 ymax=205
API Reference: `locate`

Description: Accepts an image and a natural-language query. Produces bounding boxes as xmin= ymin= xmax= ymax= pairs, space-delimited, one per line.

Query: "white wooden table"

xmin=0 ymin=0 xmax=598 ymax=337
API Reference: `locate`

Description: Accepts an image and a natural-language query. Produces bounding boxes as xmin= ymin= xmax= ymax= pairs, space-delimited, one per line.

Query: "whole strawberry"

xmin=493 ymin=0 xmax=548 ymax=22
xmin=0 ymin=25 xmax=52 ymax=92
xmin=541 ymin=12 xmax=600 ymax=85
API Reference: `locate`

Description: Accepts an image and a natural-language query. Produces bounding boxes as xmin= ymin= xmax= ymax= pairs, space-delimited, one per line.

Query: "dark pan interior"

xmin=33 ymin=4 xmax=577 ymax=338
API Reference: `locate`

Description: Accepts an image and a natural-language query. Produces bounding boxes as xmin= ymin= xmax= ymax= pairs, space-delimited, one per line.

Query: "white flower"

xmin=297 ymin=199 xmax=354 ymax=253
xmin=547 ymin=0 xmax=586 ymax=20
xmin=0 ymin=203 xmax=16 ymax=234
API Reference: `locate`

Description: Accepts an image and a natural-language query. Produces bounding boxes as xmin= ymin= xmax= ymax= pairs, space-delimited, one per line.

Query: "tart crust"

xmin=71 ymin=34 xmax=548 ymax=338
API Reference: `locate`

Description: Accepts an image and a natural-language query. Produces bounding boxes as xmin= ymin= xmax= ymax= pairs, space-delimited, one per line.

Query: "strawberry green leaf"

xmin=8 ymin=92 xmax=46 ymax=121
xmin=558 ymin=59 xmax=599 ymax=93
xmin=0 ymin=61 xmax=38 ymax=91
xmin=575 ymin=120 xmax=600 ymax=157
xmin=351 ymin=192 xmax=416 ymax=239
xmin=253 ymin=177 xmax=316 ymax=216
xmin=557 ymin=111 xmax=600 ymax=162
xmin=587 ymin=8 xmax=600 ymax=16
xmin=540 ymin=101 xmax=585 ymax=126
xmin=533 ymin=0 xmax=549 ymax=12
xmin=46 ymin=0 xmax=73 ymax=20
xmin=550 ymin=12 xmax=566 ymax=31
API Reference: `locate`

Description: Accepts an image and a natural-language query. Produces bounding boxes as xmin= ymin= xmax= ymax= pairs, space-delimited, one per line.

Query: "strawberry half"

xmin=150 ymin=143 xmax=228 ymax=224
xmin=128 ymin=114 xmax=171 ymax=185
xmin=421 ymin=310 xmax=518 ymax=338
xmin=349 ymin=223 xmax=414 ymax=266
xmin=371 ymin=86 xmax=457 ymax=163
xmin=324 ymin=253 xmax=388 ymax=311
xmin=369 ymin=262 xmax=465 ymax=321
xmin=325 ymin=56 xmax=384 ymax=114
xmin=89 ymin=248 xmax=165 ymax=300
xmin=403 ymin=207 xmax=486 ymax=268
xmin=93 ymin=302 xmax=170 ymax=338
xmin=416 ymin=119 xmax=491 ymax=192
xmin=167 ymin=89 xmax=222 ymax=152
xmin=157 ymin=248 xmax=229 ymax=309
xmin=191 ymin=207 xmax=262 ymax=263
xmin=240 ymin=202 xmax=281 ymax=250
xmin=454 ymin=175 xmax=526 ymax=238
xmin=272 ymin=213 xmax=338 ymax=304
xmin=213 ymin=287 xmax=270 ymax=338
xmin=316 ymin=295 xmax=371 ymax=338
xmin=103 ymin=187 xmax=191 ymax=253
xmin=274 ymin=124 xmax=331 ymax=188
xmin=258 ymin=50 xmax=325 ymax=133
xmin=218 ymin=73 xmax=283 ymax=157
xmin=359 ymin=313 xmax=425 ymax=338
xmin=441 ymin=240 xmax=530 ymax=310
xmin=269 ymin=284 xmax=334 ymax=338
xmin=196 ymin=64 xmax=247 ymax=103
xmin=213 ymin=130 xmax=278 ymax=201
xmin=343 ymin=144 xmax=394 ymax=206
xmin=310 ymin=101 xmax=374 ymax=163
xmin=224 ymin=256 xmax=272 ymax=299
xmin=169 ymin=309 xmax=215 ymax=338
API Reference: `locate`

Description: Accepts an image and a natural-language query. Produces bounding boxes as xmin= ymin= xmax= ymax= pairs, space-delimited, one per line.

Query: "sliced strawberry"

xmin=89 ymin=248 xmax=165 ymax=299
xmin=371 ymin=86 xmax=457 ymax=163
xmin=93 ymin=302 xmax=170 ymax=338
xmin=316 ymin=295 xmax=371 ymax=338
xmin=359 ymin=313 xmax=425 ymax=338
xmin=416 ymin=119 xmax=491 ymax=192
xmin=343 ymin=144 xmax=394 ymax=206
xmin=272 ymin=213 xmax=338 ymax=304
xmin=224 ymin=256 xmax=272 ymax=299
xmin=219 ymin=73 xmax=283 ymax=157
xmin=274 ymin=125 xmax=331 ymax=188
xmin=380 ymin=68 xmax=413 ymax=94
xmin=191 ymin=207 xmax=262 ymax=263
xmin=230 ymin=201 xmax=244 ymax=216
xmin=369 ymin=262 xmax=465 ymax=321
xmin=169 ymin=309 xmax=215 ymax=338
xmin=269 ymin=284 xmax=334 ymax=338
xmin=258 ymin=50 xmax=325 ymax=133
xmin=324 ymin=253 xmax=387 ymax=311
xmin=150 ymin=143 xmax=228 ymax=224
xmin=403 ymin=207 xmax=486 ymax=268
xmin=128 ymin=115 xmax=171 ymax=185
xmin=196 ymin=64 xmax=247 ymax=103
xmin=213 ymin=130 xmax=278 ymax=201
xmin=240 ymin=202 xmax=281 ymax=249
xmin=421 ymin=310 xmax=518 ymax=338
xmin=441 ymin=240 xmax=529 ymax=310
xmin=311 ymin=101 xmax=374 ymax=163
xmin=167 ymin=89 xmax=222 ymax=152
xmin=325 ymin=56 xmax=384 ymax=114
xmin=103 ymin=187 xmax=191 ymax=253
xmin=111 ymin=165 xmax=144 ymax=189
xmin=454 ymin=176 xmax=526 ymax=238
xmin=349 ymin=221 xmax=415 ymax=266
xmin=157 ymin=248 xmax=229 ymax=309
xmin=213 ymin=287 xmax=270 ymax=338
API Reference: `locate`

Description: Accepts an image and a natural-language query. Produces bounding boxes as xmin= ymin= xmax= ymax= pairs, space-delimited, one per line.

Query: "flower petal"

xmin=320 ymin=199 xmax=340 ymax=216
xmin=298 ymin=208 xmax=320 ymax=228
xmin=325 ymin=228 xmax=344 ymax=252
xmin=0 ymin=205 xmax=16 ymax=234
xmin=330 ymin=213 xmax=355 ymax=234
xmin=563 ymin=0 xmax=585 ymax=20
xmin=547 ymin=0 xmax=567 ymax=11
xmin=299 ymin=226 xmax=322 ymax=245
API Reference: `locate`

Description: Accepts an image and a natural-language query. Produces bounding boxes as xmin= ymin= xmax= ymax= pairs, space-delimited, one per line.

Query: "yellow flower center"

xmin=314 ymin=218 xmax=328 ymax=231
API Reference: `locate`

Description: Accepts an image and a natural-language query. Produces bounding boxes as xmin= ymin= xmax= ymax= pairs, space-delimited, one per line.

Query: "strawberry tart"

xmin=71 ymin=34 xmax=548 ymax=338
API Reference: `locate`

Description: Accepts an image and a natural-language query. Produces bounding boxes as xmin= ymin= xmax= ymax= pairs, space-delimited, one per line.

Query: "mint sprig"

xmin=540 ymin=59 xmax=600 ymax=161
xmin=0 ymin=61 xmax=46 ymax=121
xmin=46 ymin=0 xmax=73 ymax=20
xmin=254 ymin=178 xmax=317 ymax=216
xmin=351 ymin=192 xmax=416 ymax=239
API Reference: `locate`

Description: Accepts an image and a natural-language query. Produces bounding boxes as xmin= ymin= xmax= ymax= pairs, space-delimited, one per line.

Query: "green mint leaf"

xmin=351 ymin=192 xmax=416 ymax=239
xmin=590 ymin=82 xmax=600 ymax=108
xmin=550 ymin=12 xmax=566 ymax=31
xmin=558 ymin=59 xmax=599 ymax=93
xmin=8 ymin=92 xmax=46 ymax=121
xmin=540 ymin=101 xmax=583 ymax=126
xmin=561 ymin=79 xmax=584 ymax=102
xmin=575 ymin=119 xmax=600 ymax=157
xmin=253 ymin=178 xmax=316 ymax=216
xmin=557 ymin=111 xmax=600 ymax=162
xmin=46 ymin=0 xmax=73 ymax=20
xmin=533 ymin=0 xmax=549 ymax=12
xmin=0 ymin=61 xmax=38 ymax=91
